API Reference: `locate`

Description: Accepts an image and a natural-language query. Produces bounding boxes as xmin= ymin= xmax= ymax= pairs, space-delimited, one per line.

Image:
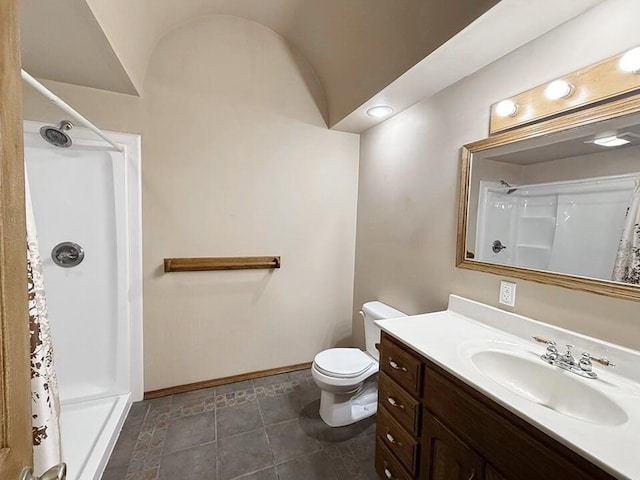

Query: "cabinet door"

xmin=422 ymin=410 xmax=484 ymax=480
xmin=485 ymin=465 xmax=507 ymax=480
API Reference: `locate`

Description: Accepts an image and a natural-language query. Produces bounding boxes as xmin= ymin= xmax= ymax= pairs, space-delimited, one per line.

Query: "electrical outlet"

xmin=499 ymin=281 xmax=516 ymax=307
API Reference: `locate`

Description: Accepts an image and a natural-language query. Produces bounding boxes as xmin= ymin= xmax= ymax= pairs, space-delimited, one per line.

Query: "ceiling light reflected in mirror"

xmin=592 ymin=135 xmax=631 ymax=147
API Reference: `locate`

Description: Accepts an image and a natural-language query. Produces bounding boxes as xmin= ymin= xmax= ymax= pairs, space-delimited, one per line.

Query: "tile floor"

xmin=102 ymin=369 xmax=378 ymax=480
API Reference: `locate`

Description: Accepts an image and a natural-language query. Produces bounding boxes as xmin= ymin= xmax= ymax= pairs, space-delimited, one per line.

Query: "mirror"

xmin=457 ymin=94 xmax=640 ymax=301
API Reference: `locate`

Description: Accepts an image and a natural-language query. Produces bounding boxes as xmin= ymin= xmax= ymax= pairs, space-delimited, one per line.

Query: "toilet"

xmin=311 ymin=301 xmax=406 ymax=427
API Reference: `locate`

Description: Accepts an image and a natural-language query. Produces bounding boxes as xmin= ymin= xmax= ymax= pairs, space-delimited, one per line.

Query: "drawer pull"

xmin=388 ymin=358 xmax=408 ymax=372
xmin=467 ymin=470 xmax=477 ymax=480
xmin=386 ymin=396 xmax=405 ymax=410
xmin=383 ymin=463 xmax=398 ymax=480
xmin=385 ymin=431 xmax=403 ymax=447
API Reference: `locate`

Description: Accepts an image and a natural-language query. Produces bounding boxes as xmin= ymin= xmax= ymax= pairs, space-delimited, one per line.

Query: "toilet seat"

xmin=313 ymin=348 xmax=375 ymax=378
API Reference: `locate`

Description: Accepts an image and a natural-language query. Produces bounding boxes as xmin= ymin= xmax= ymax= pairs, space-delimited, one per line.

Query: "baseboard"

xmin=143 ymin=361 xmax=313 ymax=399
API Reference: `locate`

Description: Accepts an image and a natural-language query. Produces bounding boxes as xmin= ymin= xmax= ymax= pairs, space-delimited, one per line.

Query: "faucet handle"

xmin=540 ymin=340 xmax=558 ymax=363
xmin=579 ymin=353 xmax=593 ymax=372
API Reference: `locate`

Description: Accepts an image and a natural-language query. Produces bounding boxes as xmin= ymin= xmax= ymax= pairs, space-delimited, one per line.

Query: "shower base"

xmin=60 ymin=394 xmax=131 ymax=480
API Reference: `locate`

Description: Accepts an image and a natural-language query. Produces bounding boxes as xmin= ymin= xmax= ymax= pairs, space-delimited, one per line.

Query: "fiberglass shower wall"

xmin=25 ymin=131 xmax=126 ymax=402
xmin=25 ymin=122 xmax=142 ymax=404
xmin=475 ymin=177 xmax=636 ymax=281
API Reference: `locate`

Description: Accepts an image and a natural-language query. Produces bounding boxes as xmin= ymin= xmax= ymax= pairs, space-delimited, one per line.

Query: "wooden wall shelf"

xmin=163 ymin=256 xmax=281 ymax=273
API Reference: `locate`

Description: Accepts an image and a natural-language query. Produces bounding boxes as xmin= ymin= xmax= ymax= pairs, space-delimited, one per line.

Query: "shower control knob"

xmin=51 ymin=242 xmax=84 ymax=268
xmin=492 ymin=240 xmax=507 ymax=253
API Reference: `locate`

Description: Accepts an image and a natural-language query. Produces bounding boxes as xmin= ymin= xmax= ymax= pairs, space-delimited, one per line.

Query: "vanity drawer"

xmin=377 ymin=406 xmax=420 ymax=475
xmin=380 ymin=334 xmax=423 ymax=396
xmin=379 ymin=372 xmax=421 ymax=435
xmin=376 ymin=438 xmax=413 ymax=480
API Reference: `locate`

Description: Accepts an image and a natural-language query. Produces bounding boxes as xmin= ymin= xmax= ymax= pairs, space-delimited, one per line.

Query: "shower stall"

xmin=475 ymin=175 xmax=637 ymax=281
xmin=23 ymin=119 xmax=142 ymax=480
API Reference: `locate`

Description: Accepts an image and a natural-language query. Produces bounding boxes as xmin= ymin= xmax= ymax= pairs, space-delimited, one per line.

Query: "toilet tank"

xmin=361 ymin=301 xmax=407 ymax=361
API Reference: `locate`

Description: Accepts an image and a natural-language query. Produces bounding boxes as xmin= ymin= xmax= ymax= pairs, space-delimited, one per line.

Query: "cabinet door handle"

xmin=383 ymin=463 xmax=398 ymax=480
xmin=386 ymin=396 xmax=405 ymax=410
xmin=467 ymin=469 xmax=477 ymax=480
xmin=388 ymin=358 xmax=408 ymax=372
xmin=385 ymin=431 xmax=403 ymax=447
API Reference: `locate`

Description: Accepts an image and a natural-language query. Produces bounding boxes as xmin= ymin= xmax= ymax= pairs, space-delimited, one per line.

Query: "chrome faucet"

xmin=532 ymin=336 xmax=615 ymax=379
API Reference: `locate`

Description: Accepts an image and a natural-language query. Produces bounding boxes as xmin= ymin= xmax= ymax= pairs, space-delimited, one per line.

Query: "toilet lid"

xmin=314 ymin=348 xmax=375 ymax=378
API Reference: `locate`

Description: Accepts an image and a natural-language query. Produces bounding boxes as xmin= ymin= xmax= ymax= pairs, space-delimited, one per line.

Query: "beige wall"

xmin=354 ymin=0 xmax=640 ymax=351
xmin=24 ymin=16 xmax=359 ymax=391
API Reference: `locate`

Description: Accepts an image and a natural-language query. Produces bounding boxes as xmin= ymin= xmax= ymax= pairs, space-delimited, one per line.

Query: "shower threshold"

xmin=60 ymin=393 xmax=131 ymax=480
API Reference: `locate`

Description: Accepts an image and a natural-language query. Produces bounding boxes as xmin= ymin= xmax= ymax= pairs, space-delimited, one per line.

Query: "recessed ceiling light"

xmin=545 ymin=80 xmax=574 ymax=100
xmin=366 ymin=105 xmax=394 ymax=118
xmin=593 ymin=136 xmax=630 ymax=147
xmin=620 ymin=47 xmax=640 ymax=73
xmin=495 ymin=100 xmax=518 ymax=117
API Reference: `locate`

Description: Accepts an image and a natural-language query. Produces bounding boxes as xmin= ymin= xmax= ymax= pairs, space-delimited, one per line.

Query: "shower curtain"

xmin=26 ymin=173 xmax=62 ymax=475
xmin=612 ymin=179 xmax=640 ymax=284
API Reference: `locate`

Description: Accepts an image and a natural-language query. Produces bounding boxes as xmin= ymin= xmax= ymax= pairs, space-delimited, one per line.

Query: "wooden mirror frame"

xmin=457 ymin=92 xmax=640 ymax=302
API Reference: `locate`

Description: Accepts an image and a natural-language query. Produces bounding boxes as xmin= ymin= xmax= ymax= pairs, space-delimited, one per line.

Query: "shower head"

xmin=39 ymin=120 xmax=73 ymax=148
xmin=499 ymin=180 xmax=518 ymax=195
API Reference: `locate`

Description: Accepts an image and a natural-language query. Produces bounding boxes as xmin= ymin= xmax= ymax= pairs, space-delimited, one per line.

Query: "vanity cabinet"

xmin=422 ymin=410 xmax=484 ymax=480
xmin=375 ymin=332 xmax=617 ymax=480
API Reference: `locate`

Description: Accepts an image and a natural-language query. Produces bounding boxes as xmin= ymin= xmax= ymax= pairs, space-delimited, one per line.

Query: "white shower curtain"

xmin=26 ymin=173 xmax=62 ymax=475
xmin=612 ymin=179 xmax=640 ymax=284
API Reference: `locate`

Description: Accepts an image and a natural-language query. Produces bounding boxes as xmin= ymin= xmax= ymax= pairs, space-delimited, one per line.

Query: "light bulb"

xmin=545 ymin=80 xmax=574 ymax=100
xmin=366 ymin=105 xmax=394 ymax=118
xmin=620 ymin=47 xmax=640 ymax=73
xmin=495 ymin=100 xmax=518 ymax=117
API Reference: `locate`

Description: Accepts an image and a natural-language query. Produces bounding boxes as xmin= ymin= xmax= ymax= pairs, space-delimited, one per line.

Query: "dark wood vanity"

xmin=374 ymin=332 xmax=618 ymax=480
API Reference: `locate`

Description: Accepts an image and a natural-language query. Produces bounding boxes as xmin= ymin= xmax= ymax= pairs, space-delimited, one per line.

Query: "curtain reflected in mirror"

xmin=612 ymin=180 xmax=640 ymax=284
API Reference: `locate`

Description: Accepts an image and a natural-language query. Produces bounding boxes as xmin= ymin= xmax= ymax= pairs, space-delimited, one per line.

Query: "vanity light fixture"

xmin=593 ymin=135 xmax=630 ymax=147
xmin=495 ymin=100 xmax=518 ymax=117
xmin=366 ymin=105 xmax=394 ymax=118
xmin=619 ymin=46 xmax=640 ymax=73
xmin=545 ymin=80 xmax=574 ymax=100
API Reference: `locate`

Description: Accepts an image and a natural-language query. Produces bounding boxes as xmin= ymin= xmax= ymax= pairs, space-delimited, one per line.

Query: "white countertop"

xmin=375 ymin=295 xmax=640 ymax=480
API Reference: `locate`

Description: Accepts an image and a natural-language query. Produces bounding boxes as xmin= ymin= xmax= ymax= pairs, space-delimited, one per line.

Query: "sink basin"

xmin=471 ymin=350 xmax=627 ymax=426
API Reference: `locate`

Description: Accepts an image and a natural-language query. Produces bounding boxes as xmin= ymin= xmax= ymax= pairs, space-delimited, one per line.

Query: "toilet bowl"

xmin=311 ymin=301 xmax=406 ymax=427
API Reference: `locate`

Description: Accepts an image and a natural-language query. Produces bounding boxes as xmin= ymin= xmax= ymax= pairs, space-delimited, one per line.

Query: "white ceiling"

xmin=20 ymin=0 xmax=138 ymax=94
xmin=333 ymin=0 xmax=605 ymax=133
xmin=19 ymin=0 xmax=605 ymax=132
xmin=20 ymin=0 xmax=499 ymax=125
